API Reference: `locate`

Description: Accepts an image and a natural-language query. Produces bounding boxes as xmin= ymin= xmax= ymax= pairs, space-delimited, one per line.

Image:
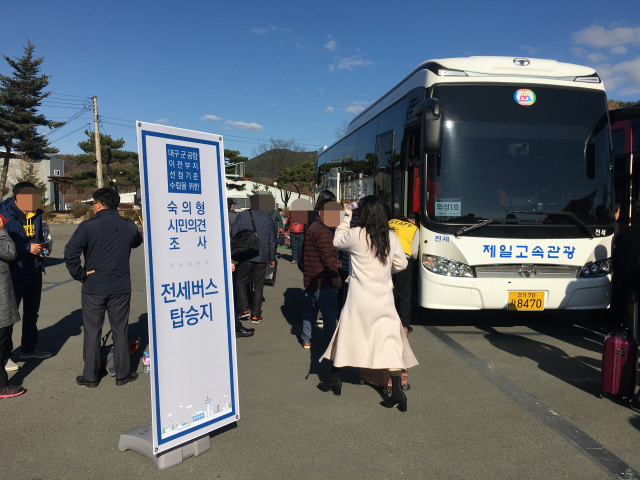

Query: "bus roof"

xmin=342 ymin=56 xmax=600 ymax=139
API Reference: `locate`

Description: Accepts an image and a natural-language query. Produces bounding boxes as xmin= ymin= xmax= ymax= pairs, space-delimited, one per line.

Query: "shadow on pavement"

xmin=9 ymin=308 xmax=83 ymax=386
xmin=280 ymin=287 xmax=305 ymax=341
xmin=129 ymin=313 xmax=149 ymax=370
xmin=412 ymin=305 xmax=607 ymax=397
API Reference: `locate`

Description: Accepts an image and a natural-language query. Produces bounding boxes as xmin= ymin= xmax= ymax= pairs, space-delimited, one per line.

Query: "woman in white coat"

xmin=318 ymin=196 xmax=418 ymax=412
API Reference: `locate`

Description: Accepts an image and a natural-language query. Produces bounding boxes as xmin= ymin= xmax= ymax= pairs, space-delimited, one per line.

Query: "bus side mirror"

xmin=418 ymin=99 xmax=443 ymax=154
xmin=585 ymin=143 xmax=596 ymax=180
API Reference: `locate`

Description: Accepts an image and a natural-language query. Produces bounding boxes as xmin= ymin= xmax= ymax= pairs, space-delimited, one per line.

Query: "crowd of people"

xmin=229 ymin=190 xmax=420 ymax=412
xmin=6 ymin=184 xmax=639 ymax=414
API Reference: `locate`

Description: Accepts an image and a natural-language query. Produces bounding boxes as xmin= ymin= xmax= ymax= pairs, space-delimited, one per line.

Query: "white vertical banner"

xmin=136 ymin=122 xmax=239 ymax=454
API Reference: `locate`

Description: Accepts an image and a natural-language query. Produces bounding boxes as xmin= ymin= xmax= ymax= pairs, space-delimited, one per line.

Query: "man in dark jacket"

xmin=64 ymin=188 xmax=142 ymax=387
xmin=231 ymin=193 xmax=276 ymax=324
xmin=300 ymin=200 xmax=341 ymax=348
xmin=0 ymin=182 xmax=52 ymax=361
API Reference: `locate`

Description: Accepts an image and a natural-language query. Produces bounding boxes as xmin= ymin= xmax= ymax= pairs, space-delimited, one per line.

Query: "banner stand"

xmin=118 ymin=424 xmax=211 ymax=471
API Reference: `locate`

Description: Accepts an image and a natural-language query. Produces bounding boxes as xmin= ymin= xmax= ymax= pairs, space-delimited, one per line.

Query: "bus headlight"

xmin=579 ymin=258 xmax=611 ymax=278
xmin=422 ymin=254 xmax=474 ymax=277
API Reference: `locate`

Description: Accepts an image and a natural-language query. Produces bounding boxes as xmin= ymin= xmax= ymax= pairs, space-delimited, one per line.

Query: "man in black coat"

xmin=230 ymin=193 xmax=276 ymax=324
xmin=64 ymin=188 xmax=143 ymax=387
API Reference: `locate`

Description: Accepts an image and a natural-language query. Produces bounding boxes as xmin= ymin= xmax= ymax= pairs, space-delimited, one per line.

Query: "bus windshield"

xmin=428 ymin=85 xmax=612 ymax=227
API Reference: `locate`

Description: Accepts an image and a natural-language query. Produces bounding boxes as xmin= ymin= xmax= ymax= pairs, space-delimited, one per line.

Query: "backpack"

xmin=100 ymin=330 xmax=141 ymax=377
xmin=231 ymin=210 xmax=261 ymax=262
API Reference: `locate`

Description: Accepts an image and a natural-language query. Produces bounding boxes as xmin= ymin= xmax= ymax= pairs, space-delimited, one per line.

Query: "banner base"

xmin=118 ymin=424 xmax=211 ymax=470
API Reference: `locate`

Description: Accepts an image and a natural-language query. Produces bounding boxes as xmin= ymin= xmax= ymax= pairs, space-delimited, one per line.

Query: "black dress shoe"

xmin=236 ymin=326 xmax=255 ymax=337
xmin=116 ymin=372 xmax=139 ymax=386
xmin=76 ymin=375 xmax=99 ymax=388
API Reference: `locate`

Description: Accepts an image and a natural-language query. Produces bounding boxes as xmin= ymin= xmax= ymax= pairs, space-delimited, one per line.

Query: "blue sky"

xmin=3 ymin=0 xmax=640 ymax=158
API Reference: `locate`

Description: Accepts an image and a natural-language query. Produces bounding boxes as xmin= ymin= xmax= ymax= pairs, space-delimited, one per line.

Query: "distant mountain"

xmin=247 ymin=149 xmax=316 ymax=183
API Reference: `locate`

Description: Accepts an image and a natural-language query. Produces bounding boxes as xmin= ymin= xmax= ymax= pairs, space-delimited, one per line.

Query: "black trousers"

xmin=235 ymin=262 xmax=267 ymax=318
xmin=4 ymin=270 xmax=43 ymax=355
xmin=0 ymin=326 xmax=10 ymax=388
xmin=392 ymin=259 xmax=413 ymax=328
xmin=82 ymin=293 xmax=132 ymax=381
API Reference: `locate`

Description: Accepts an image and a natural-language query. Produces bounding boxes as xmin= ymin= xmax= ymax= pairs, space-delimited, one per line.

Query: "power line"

xmin=49 ymin=122 xmax=92 ymax=144
xmin=40 ymin=104 xmax=92 ymax=109
xmin=47 ymin=92 xmax=92 ymax=99
xmin=44 ymin=106 xmax=91 ymax=137
xmin=101 ymin=115 xmax=134 ymax=123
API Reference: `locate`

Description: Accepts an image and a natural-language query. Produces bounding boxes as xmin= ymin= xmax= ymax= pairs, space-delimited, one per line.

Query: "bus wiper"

xmin=507 ymin=210 xmax=594 ymax=239
xmin=455 ymin=219 xmax=495 ymax=238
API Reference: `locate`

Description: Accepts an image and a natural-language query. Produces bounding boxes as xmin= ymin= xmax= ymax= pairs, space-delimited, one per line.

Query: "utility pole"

xmin=92 ymin=96 xmax=103 ymax=188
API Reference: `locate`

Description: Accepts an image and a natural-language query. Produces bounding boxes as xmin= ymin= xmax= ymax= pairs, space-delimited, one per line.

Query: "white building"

xmin=225 ymin=179 xmax=313 ymax=210
xmin=0 ymin=150 xmax=65 ymax=207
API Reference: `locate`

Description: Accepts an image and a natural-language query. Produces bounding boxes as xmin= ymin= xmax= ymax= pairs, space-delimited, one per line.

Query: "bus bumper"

xmin=418 ymin=267 xmax=612 ymax=310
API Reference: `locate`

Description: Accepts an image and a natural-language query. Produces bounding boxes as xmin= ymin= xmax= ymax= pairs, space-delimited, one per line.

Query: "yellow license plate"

xmin=508 ymin=292 xmax=544 ymax=311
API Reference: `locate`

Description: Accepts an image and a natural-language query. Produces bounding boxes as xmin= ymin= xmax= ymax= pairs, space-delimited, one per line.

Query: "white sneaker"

xmin=5 ymin=359 xmax=19 ymax=372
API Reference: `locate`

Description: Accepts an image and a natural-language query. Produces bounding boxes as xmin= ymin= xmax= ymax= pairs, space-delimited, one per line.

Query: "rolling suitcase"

xmin=601 ymin=298 xmax=638 ymax=398
xmin=359 ymin=368 xmax=410 ymax=394
xmin=265 ymin=259 xmax=278 ymax=287
xmin=360 ymin=326 xmax=411 ymax=394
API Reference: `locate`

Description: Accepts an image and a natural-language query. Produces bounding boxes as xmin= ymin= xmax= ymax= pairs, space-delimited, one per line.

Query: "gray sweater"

xmin=0 ymin=230 xmax=20 ymax=328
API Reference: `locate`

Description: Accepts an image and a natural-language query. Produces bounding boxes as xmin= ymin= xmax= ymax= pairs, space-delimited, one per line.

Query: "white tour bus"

xmin=316 ymin=56 xmax=615 ymax=311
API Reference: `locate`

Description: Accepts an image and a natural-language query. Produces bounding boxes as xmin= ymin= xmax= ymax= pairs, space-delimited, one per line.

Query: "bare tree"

xmin=334 ymin=120 xmax=350 ymax=138
xmin=251 ymin=137 xmax=305 ymax=176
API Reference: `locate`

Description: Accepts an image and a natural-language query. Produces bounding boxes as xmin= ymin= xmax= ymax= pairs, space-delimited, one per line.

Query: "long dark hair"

xmin=314 ymin=190 xmax=336 ymax=211
xmin=356 ymin=195 xmax=391 ymax=265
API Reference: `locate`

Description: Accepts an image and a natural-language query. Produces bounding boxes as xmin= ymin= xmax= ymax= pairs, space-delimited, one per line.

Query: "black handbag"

xmin=231 ymin=210 xmax=261 ymax=261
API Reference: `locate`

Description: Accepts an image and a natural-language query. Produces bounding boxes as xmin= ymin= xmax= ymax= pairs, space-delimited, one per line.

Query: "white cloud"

xmin=587 ymin=52 xmax=609 ymax=63
xmin=224 ymin=120 xmax=264 ymax=131
xmin=328 ymin=64 xmax=335 ymax=72
xmin=325 ymin=106 xmax=334 ymax=114
xmin=316 ymin=89 xmax=324 ymax=93
xmin=338 ymin=55 xmax=375 ymax=70
xmin=573 ymin=25 xmax=640 ymax=48
xmin=597 ymin=56 xmax=640 ymax=96
xmin=520 ymin=45 xmax=538 ymax=55
xmin=201 ymin=114 xmax=223 ymax=121
xmin=573 ymin=25 xmax=640 ymax=54
xmin=157 ymin=118 xmax=168 ymax=125
xmin=252 ymin=25 xmax=291 ymax=34
xmin=269 ymin=103 xmax=277 ymax=107
xmin=324 ymin=40 xmax=337 ymax=51
xmin=611 ymin=45 xmax=628 ymax=55
xmin=344 ymin=101 xmax=369 ymax=115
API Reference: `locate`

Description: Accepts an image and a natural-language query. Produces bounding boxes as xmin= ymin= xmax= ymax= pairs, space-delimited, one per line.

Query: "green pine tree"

xmin=0 ymin=40 xmax=63 ymax=196
xmin=73 ymin=130 xmax=139 ymax=191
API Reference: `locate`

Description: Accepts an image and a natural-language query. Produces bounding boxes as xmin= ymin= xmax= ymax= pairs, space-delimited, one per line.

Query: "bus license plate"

xmin=508 ymin=292 xmax=544 ymax=311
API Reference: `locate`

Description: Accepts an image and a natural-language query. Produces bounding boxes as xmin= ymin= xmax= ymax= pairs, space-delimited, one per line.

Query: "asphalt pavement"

xmin=1 ymin=224 xmax=640 ymax=479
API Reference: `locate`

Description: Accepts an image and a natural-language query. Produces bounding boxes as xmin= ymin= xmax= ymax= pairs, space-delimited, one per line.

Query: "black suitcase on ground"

xmin=265 ymin=259 xmax=278 ymax=286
